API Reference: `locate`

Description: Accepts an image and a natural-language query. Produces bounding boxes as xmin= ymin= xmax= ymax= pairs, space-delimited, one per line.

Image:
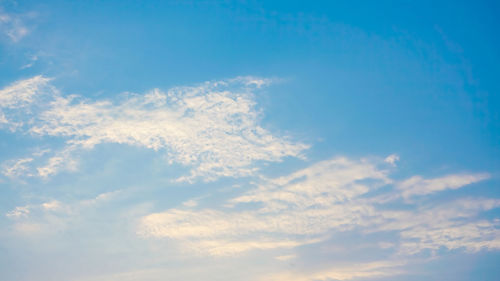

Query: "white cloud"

xmin=384 ymin=154 xmax=399 ymax=165
xmin=379 ymin=198 xmax=500 ymax=254
xmin=0 ymin=9 xmax=28 ymax=42
xmin=138 ymin=155 xmax=497 ymax=259
xmin=187 ymin=239 xmax=314 ymax=257
xmin=4 ymin=191 xmax=121 ymax=235
xmin=399 ymin=220 xmax=500 ymax=255
xmin=275 ymin=254 xmax=296 ymax=261
xmin=259 ymin=260 xmax=406 ymax=281
xmin=182 ymin=199 xmax=198 ymax=208
xmin=6 ymin=200 xmax=65 ymax=218
xmin=138 ymin=157 xmax=392 ymax=255
xmin=2 ymin=75 xmax=498 ymax=279
xmin=5 ymin=199 xmax=69 ymax=235
xmin=0 ymin=75 xmax=54 ymax=131
xmin=0 ymin=76 xmax=308 ymax=182
xmin=36 ymin=145 xmax=79 ymax=178
xmin=0 ymin=75 xmax=52 ymax=109
xmin=6 ymin=205 xmax=30 ymax=218
xmin=0 ymin=112 xmax=7 ymax=124
xmin=41 ymin=200 xmax=62 ymax=211
xmin=2 ymin=157 xmax=34 ymax=178
xmin=397 ymin=173 xmax=490 ymax=199
xmin=2 ymin=148 xmax=77 ymax=180
xmin=20 ymin=55 xmax=38 ymax=69
xmin=80 ymin=190 xmax=122 ymax=206
xmin=230 ymin=156 xmax=392 ymax=210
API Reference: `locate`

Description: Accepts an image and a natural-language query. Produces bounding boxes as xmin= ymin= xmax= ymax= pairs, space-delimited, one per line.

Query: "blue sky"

xmin=1 ymin=1 xmax=500 ymax=280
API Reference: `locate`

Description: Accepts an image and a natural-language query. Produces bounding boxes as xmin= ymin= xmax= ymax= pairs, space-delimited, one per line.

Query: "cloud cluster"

xmin=0 ymin=76 xmax=308 ymax=181
xmin=2 ymin=75 xmax=498 ymax=281
xmin=138 ymin=156 xmax=497 ymax=258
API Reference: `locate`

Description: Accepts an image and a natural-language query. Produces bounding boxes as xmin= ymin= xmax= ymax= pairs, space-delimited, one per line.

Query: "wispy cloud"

xmin=138 ymin=157 xmax=390 ymax=255
xmin=0 ymin=76 xmax=308 ymax=181
xmin=2 ymin=157 xmax=34 ymax=178
xmin=0 ymin=9 xmax=32 ymax=42
xmin=20 ymin=55 xmax=39 ymax=69
xmin=388 ymin=198 xmax=500 ymax=254
xmin=5 ymin=190 xmax=122 ymax=235
xmin=0 ymin=75 xmax=53 ymax=110
xmin=0 ymin=75 xmax=54 ymax=132
xmin=260 ymin=260 xmax=406 ymax=281
xmin=138 ymin=155 xmax=497 ymax=261
xmin=397 ymin=173 xmax=490 ymax=199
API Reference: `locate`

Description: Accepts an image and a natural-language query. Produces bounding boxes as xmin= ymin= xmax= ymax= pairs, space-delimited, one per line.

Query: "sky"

xmin=1 ymin=1 xmax=500 ymax=280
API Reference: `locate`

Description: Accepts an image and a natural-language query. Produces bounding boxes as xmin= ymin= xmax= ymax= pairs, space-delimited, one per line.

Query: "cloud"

xmin=397 ymin=173 xmax=490 ymax=199
xmin=386 ymin=198 xmax=500 ymax=254
xmin=399 ymin=220 xmax=500 ymax=255
xmin=187 ymin=239 xmax=314 ymax=257
xmin=229 ymin=156 xmax=392 ymax=210
xmin=4 ymin=190 xmax=121 ymax=235
xmin=36 ymin=145 xmax=79 ymax=178
xmin=2 ymin=157 xmax=34 ymax=178
xmin=384 ymin=154 xmax=399 ymax=165
xmin=0 ymin=76 xmax=308 ymax=181
xmin=138 ymin=157 xmax=391 ymax=255
xmin=275 ymin=254 xmax=296 ymax=261
xmin=138 ymin=155 xmax=497 ymax=260
xmin=2 ymin=75 xmax=498 ymax=280
xmin=259 ymin=260 xmax=406 ymax=281
xmin=20 ymin=55 xmax=38 ymax=69
xmin=0 ymin=9 xmax=31 ymax=42
xmin=5 ymin=205 xmax=31 ymax=219
xmin=0 ymin=75 xmax=54 ymax=131
xmin=0 ymin=75 xmax=52 ymax=109
xmin=182 ymin=199 xmax=199 ymax=208
xmin=41 ymin=200 xmax=62 ymax=211
xmin=5 ymin=199 xmax=69 ymax=235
